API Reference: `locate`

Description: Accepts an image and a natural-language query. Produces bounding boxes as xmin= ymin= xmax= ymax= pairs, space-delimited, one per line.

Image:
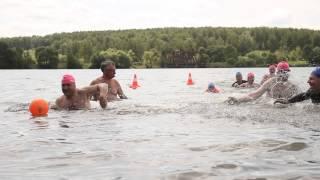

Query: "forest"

xmin=1 ymin=27 xmax=320 ymax=69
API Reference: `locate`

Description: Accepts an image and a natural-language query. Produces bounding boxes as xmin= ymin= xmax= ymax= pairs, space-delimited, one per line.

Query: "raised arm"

xmin=81 ymin=83 xmax=108 ymax=108
xmin=89 ymin=79 xmax=99 ymax=101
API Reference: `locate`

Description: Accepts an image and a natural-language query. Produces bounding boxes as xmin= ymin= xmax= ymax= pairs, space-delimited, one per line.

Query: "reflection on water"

xmin=1 ymin=68 xmax=320 ymax=179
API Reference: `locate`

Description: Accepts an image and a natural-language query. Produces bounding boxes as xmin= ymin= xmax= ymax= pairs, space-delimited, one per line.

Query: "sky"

xmin=1 ymin=0 xmax=319 ymax=37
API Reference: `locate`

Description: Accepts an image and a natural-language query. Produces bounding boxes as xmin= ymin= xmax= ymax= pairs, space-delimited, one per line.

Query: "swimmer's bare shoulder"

xmin=80 ymin=83 xmax=108 ymax=97
xmin=107 ymin=79 xmax=120 ymax=88
xmin=90 ymin=77 xmax=103 ymax=85
xmin=113 ymin=79 xmax=121 ymax=85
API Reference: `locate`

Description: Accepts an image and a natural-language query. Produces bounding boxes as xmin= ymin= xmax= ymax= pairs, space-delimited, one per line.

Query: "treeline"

xmin=1 ymin=27 xmax=320 ymax=69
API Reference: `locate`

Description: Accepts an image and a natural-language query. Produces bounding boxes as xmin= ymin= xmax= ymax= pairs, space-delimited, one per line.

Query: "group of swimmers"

xmin=227 ymin=61 xmax=320 ymax=105
xmin=206 ymin=60 xmax=320 ymax=105
xmin=205 ymin=64 xmax=277 ymax=93
xmin=53 ymin=59 xmax=320 ymax=110
xmin=53 ymin=60 xmax=127 ymax=110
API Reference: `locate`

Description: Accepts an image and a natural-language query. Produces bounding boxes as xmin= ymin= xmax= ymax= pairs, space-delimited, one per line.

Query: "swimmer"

xmin=232 ymin=72 xmax=247 ymax=87
xmin=54 ymin=74 xmax=108 ymax=110
xmin=274 ymin=67 xmax=320 ymax=104
xmin=260 ymin=64 xmax=276 ymax=85
xmin=206 ymin=82 xmax=220 ymax=93
xmin=228 ymin=61 xmax=300 ymax=104
xmin=239 ymin=72 xmax=260 ymax=88
xmin=90 ymin=60 xmax=127 ymax=101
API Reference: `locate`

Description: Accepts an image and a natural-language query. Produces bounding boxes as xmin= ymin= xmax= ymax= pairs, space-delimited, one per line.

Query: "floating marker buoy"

xmin=29 ymin=98 xmax=49 ymax=117
xmin=130 ymin=74 xmax=140 ymax=89
xmin=187 ymin=73 xmax=194 ymax=85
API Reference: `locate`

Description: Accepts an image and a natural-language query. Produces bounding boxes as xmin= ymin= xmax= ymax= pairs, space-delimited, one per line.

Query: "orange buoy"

xmin=29 ymin=98 xmax=49 ymax=117
xmin=130 ymin=74 xmax=140 ymax=89
xmin=187 ymin=72 xmax=194 ymax=85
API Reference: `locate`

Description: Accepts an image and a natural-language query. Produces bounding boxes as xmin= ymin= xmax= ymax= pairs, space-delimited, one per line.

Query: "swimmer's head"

xmin=309 ymin=67 xmax=320 ymax=91
xmin=61 ymin=74 xmax=76 ymax=97
xmin=101 ymin=60 xmax=116 ymax=79
xmin=61 ymin=74 xmax=75 ymax=84
xmin=208 ymin=82 xmax=215 ymax=90
xmin=235 ymin=72 xmax=243 ymax=82
xmin=311 ymin=67 xmax=320 ymax=78
xmin=247 ymin=72 xmax=255 ymax=84
xmin=269 ymin=64 xmax=276 ymax=74
xmin=276 ymin=61 xmax=290 ymax=82
xmin=276 ymin=61 xmax=290 ymax=73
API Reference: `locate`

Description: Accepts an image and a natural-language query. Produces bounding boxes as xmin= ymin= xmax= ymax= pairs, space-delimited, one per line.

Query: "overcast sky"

xmin=1 ymin=0 xmax=319 ymax=37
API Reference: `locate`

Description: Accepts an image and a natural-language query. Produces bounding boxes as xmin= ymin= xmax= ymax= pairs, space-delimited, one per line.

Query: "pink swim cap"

xmin=247 ymin=72 xmax=255 ymax=78
xmin=61 ymin=74 xmax=75 ymax=84
xmin=277 ymin=61 xmax=290 ymax=71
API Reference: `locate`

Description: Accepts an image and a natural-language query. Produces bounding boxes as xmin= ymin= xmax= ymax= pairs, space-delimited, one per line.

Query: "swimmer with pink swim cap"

xmin=227 ymin=60 xmax=300 ymax=105
xmin=61 ymin=74 xmax=75 ymax=84
xmin=239 ymin=72 xmax=260 ymax=88
xmin=274 ymin=67 xmax=320 ymax=104
xmin=54 ymin=74 xmax=108 ymax=110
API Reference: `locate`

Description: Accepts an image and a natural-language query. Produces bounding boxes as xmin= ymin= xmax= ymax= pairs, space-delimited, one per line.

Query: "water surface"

xmin=1 ymin=68 xmax=320 ymax=180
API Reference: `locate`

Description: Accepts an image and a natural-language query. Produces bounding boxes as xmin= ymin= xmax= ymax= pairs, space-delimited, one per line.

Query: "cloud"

xmin=0 ymin=0 xmax=319 ymax=37
xmin=266 ymin=8 xmax=292 ymax=27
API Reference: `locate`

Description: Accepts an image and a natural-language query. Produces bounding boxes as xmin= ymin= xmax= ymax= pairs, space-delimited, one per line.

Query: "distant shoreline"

xmin=1 ymin=27 xmax=318 ymax=69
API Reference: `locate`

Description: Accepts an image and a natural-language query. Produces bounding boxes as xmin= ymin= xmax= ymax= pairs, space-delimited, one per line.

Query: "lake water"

xmin=1 ymin=68 xmax=320 ymax=180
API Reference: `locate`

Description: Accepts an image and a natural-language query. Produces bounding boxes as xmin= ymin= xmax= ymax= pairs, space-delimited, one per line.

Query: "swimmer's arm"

xmin=89 ymin=79 xmax=99 ymax=101
xmin=82 ymin=84 xmax=108 ymax=108
xmin=115 ymin=80 xmax=128 ymax=99
xmin=274 ymin=91 xmax=310 ymax=104
xmin=50 ymin=103 xmax=58 ymax=110
xmin=260 ymin=75 xmax=267 ymax=85
xmin=288 ymin=91 xmax=310 ymax=103
xmin=237 ymin=82 xmax=267 ymax=102
xmin=239 ymin=83 xmax=246 ymax=88
xmin=90 ymin=79 xmax=99 ymax=86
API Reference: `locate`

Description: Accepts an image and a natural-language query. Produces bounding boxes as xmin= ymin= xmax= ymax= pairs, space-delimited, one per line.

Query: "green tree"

xmin=67 ymin=53 xmax=82 ymax=69
xmin=90 ymin=48 xmax=132 ymax=69
xmin=196 ymin=47 xmax=209 ymax=67
xmin=143 ymin=49 xmax=160 ymax=68
xmin=90 ymin=54 xmax=106 ymax=69
xmin=238 ymin=31 xmax=254 ymax=54
xmin=2 ymin=27 xmax=320 ymax=68
xmin=21 ymin=51 xmax=35 ymax=68
xmin=35 ymin=47 xmax=59 ymax=69
xmin=236 ymin=56 xmax=256 ymax=67
xmin=311 ymin=47 xmax=320 ymax=65
xmin=0 ymin=42 xmax=30 ymax=69
xmin=288 ymin=47 xmax=303 ymax=61
xmin=303 ymin=45 xmax=313 ymax=62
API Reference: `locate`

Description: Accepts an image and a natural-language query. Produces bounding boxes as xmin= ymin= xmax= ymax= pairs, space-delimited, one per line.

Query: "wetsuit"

xmin=288 ymin=89 xmax=320 ymax=104
xmin=232 ymin=80 xmax=247 ymax=87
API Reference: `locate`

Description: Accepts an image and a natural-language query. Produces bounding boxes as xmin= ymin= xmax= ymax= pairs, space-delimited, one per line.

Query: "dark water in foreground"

xmin=1 ymin=68 xmax=320 ymax=180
